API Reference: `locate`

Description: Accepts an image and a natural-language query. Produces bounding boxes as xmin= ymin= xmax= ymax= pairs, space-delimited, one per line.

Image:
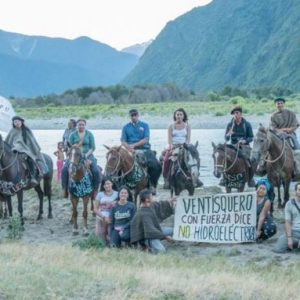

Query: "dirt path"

xmin=0 ymin=183 xmax=298 ymax=266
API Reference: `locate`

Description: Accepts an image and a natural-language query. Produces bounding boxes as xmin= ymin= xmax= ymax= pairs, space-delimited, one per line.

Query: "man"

xmin=270 ymin=98 xmax=300 ymax=149
xmin=222 ymin=106 xmax=255 ymax=187
xmin=62 ymin=119 xmax=76 ymax=152
xmin=130 ymin=189 xmax=175 ymax=253
xmin=121 ymin=109 xmax=150 ymax=151
xmin=274 ymin=182 xmax=300 ymax=253
xmin=121 ymin=109 xmax=162 ymax=192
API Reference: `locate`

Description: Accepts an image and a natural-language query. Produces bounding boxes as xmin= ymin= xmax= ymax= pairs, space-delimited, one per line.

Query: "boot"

xmin=36 ymin=160 xmax=45 ymax=180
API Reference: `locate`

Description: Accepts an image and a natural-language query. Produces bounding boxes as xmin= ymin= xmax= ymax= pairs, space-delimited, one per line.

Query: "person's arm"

xmin=225 ymin=122 xmax=233 ymax=141
xmin=93 ymin=198 xmax=101 ymax=216
xmin=186 ymin=124 xmax=191 ymax=144
xmin=245 ymin=122 xmax=253 ymax=144
xmin=168 ymin=124 xmax=173 ymax=148
xmin=122 ymin=203 xmax=136 ymax=229
xmin=54 ymin=150 xmax=58 ymax=157
xmin=285 ymin=113 xmax=299 ymax=134
xmin=256 ymin=200 xmax=271 ymax=238
xmin=132 ymin=123 xmax=150 ymax=149
xmin=85 ymin=131 xmax=95 ymax=159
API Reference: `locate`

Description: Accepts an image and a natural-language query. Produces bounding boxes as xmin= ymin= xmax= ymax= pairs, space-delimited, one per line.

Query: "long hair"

xmin=117 ymin=185 xmax=133 ymax=202
xmin=12 ymin=119 xmax=29 ymax=144
xmin=173 ymin=108 xmax=188 ymax=122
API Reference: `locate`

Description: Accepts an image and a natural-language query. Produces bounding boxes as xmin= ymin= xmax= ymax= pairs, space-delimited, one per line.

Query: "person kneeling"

xmin=130 ymin=189 xmax=175 ymax=253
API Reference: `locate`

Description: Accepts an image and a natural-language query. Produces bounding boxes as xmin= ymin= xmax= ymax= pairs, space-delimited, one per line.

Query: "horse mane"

xmin=215 ymin=143 xmax=236 ymax=152
xmin=185 ymin=144 xmax=199 ymax=158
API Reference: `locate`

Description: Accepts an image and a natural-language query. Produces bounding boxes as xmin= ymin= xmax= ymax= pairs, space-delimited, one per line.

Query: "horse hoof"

xmin=72 ymin=229 xmax=79 ymax=236
xmin=48 ymin=213 xmax=53 ymax=219
xmin=83 ymin=228 xmax=89 ymax=236
xmin=37 ymin=215 xmax=43 ymax=221
xmin=277 ymin=204 xmax=284 ymax=209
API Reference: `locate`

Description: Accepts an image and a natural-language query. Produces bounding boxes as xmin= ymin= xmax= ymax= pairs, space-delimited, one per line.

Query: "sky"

xmin=0 ymin=0 xmax=212 ymax=50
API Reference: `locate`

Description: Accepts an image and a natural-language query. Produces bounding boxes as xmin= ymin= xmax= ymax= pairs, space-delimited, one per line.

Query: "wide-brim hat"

xmin=230 ymin=106 xmax=242 ymax=115
xmin=12 ymin=116 xmax=25 ymax=122
xmin=274 ymin=98 xmax=285 ymax=103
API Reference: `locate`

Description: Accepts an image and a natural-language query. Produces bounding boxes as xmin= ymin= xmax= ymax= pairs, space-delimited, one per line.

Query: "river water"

xmin=30 ymin=129 xmax=224 ymax=186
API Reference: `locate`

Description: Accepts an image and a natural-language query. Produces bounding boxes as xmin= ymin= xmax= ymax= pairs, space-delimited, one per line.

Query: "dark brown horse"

xmin=250 ymin=125 xmax=293 ymax=208
xmin=68 ymin=146 xmax=97 ymax=235
xmin=0 ymin=134 xmax=53 ymax=223
xmin=104 ymin=145 xmax=148 ymax=204
xmin=212 ymin=142 xmax=253 ymax=193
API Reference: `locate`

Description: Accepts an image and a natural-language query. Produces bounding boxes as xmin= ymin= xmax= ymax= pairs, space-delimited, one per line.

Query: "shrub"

xmin=7 ymin=216 xmax=23 ymax=240
xmin=72 ymin=234 xmax=105 ymax=251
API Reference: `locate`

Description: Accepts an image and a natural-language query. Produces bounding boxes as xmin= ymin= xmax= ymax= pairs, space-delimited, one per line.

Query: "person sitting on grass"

xmin=130 ymin=189 xmax=176 ymax=253
xmin=256 ymin=182 xmax=277 ymax=242
xmin=110 ymin=186 xmax=136 ymax=248
xmin=274 ymin=182 xmax=300 ymax=253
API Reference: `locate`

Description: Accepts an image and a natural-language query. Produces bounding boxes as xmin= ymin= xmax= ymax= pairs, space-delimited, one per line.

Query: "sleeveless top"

xmin=172 ymin=124 xmax=188 ymax=145
xmin=256 ymin=197 xmax=272 ymax=223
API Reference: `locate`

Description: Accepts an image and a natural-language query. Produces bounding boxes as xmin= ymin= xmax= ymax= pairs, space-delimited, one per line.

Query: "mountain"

xmin=124 ymin=0 xmax=300 ymax=92
xmin=121 ymin=40 xmax=153 ymax=58
xmin=0 ymin=30 xmax=138 ymax=97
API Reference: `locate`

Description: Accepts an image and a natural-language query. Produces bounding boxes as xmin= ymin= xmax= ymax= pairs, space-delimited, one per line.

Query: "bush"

xmin=7 ymin=216 xmax=23 ymax=240
xmin=72 ymin=234 xmax=105 ymax=251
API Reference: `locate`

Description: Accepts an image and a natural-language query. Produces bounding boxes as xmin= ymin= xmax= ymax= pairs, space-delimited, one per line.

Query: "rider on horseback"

xmin=61 ymin=119 xmax=100 ymax=198
xmin=222 ymin=106 xmax=255 ymax=187
xmin=270 ymin=98 xmax=300 ymax=149
xmin=5 ymin=116 xmax=46 ymax=186
xmin=121 ymin=109 xmax=161 ymax=193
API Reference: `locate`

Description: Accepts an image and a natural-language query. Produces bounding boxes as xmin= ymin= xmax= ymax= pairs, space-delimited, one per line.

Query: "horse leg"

xmin=17 ymin=191 xmax=24 ymax=226
xmin=35 ymin=184 xmax=44 ymax=220
xmin=277 ymin=185 xmax=283 ymax=209
xmin=83 ymin=196 xmax=89 ymax=236
xmin=71 ymin=197 xmax=79 ymax=235
xmin=44 ymin=177 xmax=53 ymax=219
xmin=6 ymin=196 xmax=12 ymax=218
xmin=226 ymin=187 xmax=231 ymax=193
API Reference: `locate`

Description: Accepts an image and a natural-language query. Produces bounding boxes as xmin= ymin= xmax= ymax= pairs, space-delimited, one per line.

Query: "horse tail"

xmin=42 ymin=153 xmax=53 ymax=197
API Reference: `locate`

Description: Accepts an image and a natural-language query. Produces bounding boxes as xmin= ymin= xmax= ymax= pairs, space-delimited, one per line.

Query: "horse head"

xmin=212 ymin=142 xmax=225 ymax=178
xmin=184 ymin=142 xmax=200 ymax=186
xmin=251 ymin=124 xmax=269 ymax=173
xmin=69 ymin=146 xmax=84 ymax=178
xmin=105 ymin=146 xmax=122 ymax=177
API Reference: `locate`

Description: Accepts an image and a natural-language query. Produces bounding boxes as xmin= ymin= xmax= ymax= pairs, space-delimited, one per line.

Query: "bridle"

xmin=214 ymin=145 xmax=240 ymax=174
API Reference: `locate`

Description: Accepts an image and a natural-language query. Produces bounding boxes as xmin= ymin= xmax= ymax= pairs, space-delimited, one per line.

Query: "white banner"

xmin=0 ymin=96 xmax=15 ymax=132
xmin=173 ymin=192 xmax=256 ymax=243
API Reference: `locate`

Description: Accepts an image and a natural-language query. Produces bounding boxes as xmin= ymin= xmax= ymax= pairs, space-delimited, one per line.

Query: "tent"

xmin=0 ymin=96 xmax=15 ymax=132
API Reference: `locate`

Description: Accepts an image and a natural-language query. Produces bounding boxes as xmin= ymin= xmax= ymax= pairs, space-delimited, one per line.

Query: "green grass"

xmin=0 ymin=243 xmax=299 ymax=299
xmin=15 ymin=99 xmax=300 ymax=120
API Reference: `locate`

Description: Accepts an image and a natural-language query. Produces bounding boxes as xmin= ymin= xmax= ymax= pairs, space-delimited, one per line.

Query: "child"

xmin=54 ymin=141 xmax=65 ymax=182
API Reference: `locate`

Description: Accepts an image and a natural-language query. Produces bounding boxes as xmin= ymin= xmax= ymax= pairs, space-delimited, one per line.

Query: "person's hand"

xmin=84 ymin=159 xmax=91 ymax=168
xmin=169 ymin=197 xmax=177 ymax=208
xmin=165 ymin=236 xmax=175 ymax=243
xmin=288 ymin=237 xmax=293 ymax=250
xmin=226 ymin=128 xmax=234 ymax=136
xmin=239 ymin=139 xmax=246 ymax=145
xmin=104 ymin=217 xmax=111 ymax=224
xmin=256 ymin=230 xmax=262 ymax=239
xmin=168 ymin=144 xmax=173 ymax=150
xmin=128 ymin=145 xmax=135 ymax=152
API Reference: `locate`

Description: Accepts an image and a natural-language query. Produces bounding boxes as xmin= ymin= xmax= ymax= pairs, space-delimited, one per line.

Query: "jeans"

xmin=145 ymin=227 xmax=173 ymax=253
xmin=61 ymin=154 xmax=100 ymax=190
xmin=110 ymin=227 xmax=130 ymax=247
xmin=274 ymin=229 xmax=300 ymax=253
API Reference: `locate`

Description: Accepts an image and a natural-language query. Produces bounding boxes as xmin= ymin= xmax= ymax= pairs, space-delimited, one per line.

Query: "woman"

xmin=61 ymin=119 xmax=100 ymax=198
xmin=62 ymin=119 xmax=76 ymax=151
xmin=5 ymin=116 xmax=45 ymax=185
xmin=163 ymin=108 xmax=191 ymax=188
xmin=110 ymin=186 xmax=136 ymax=247
xmin=94 ymin=178 xmax=118 ymax=243
xmin=256 ymin=183 xmax=277 ymax=241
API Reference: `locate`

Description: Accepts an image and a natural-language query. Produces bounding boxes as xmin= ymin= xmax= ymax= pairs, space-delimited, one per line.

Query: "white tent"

xmin=0 ymin=96 xmax=15 ymax=132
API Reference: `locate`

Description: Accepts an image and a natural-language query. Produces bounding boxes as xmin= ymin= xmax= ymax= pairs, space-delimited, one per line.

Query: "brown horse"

xmin=104 ymin=145 xmax=148 ymax=204
xmin=68 ymin=146 xmax=95 ymax=235
xmin=250 ymin=125 xmax=294 ymax=208
xmin=212 ymin=142 xmax=253 ymax=193
xmin=0 ymin=134 xmax=53 ymax=223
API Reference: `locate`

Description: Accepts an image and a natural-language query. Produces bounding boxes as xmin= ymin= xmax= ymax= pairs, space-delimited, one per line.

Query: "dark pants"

xmin=110 ymin=227 xmax=130 ymax=247
xmin=61 ymin=155 xmax=100 ymax=190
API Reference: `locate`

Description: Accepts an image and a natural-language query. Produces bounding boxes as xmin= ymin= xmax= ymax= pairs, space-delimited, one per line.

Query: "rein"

xmin=263 ymin=135 xmax=286 ymax=164
xmin=214 ymin=145 xmax=240 ymax=173
xmin=0 ymin=152 xmax=19 ymax=172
